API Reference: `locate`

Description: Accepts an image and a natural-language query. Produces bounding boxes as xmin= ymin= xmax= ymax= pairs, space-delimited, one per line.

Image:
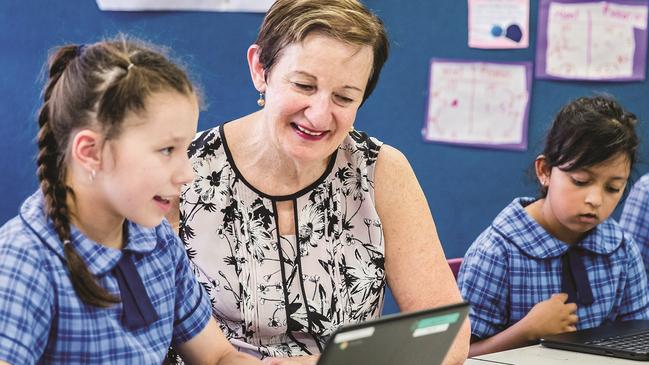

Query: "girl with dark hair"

xmin=458 ymin=95 xmax=649 ymax=356
xmin=0 ymin=36 xmax=261 ymax=365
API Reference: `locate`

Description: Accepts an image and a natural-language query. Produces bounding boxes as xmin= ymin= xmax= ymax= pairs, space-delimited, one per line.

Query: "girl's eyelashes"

xmin=570 ymin=177 xmax=589 ymax=186
xmin=606 ymin=186 xmax=622 ymax=193
xmin=160 ymin=147 xmax=174 ymax=156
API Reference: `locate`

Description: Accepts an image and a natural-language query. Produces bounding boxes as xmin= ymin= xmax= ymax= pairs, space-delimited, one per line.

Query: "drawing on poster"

xmin=423 ymin=60 xmax=532 ymax=150
xmin=468 ymin=0 xmax=530 ymax=49
xmin=536 ymin=0 xmax=648 ymax=80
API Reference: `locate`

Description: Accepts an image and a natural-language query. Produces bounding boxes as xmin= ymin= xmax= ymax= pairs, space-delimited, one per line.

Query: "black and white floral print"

xmin=180 ymin=125 xmax=385 ymax=358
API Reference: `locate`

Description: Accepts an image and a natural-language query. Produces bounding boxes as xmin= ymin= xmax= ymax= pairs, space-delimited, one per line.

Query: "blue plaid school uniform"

xmin=458 ymin=197 xmax=649 ymax=340
xmin=620 ymin=173 xmax=649 ymax=271
xmin=0 ymin=191 xmax=211 ymax=364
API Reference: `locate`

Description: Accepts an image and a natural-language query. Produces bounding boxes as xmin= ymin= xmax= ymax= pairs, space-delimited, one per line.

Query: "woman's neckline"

xmin=218 ymin=122 xmax=339 ymax=201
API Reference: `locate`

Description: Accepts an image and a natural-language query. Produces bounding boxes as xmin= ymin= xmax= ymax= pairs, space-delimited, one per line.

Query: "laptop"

xmin=316 ymin=302 xmax=469 ymax=365
xmin=541 ymin=320 xmax=649 ymax=361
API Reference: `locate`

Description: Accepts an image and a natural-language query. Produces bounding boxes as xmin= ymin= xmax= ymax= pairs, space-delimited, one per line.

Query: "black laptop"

xmin=316 ymin=302 xmax=469 ymax=365
xmin=541 ymin=320 xmax=649 ymax=361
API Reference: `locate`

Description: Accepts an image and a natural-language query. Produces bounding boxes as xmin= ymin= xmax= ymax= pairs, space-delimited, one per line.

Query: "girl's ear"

xmin=535 ymin=155 xmax=552 ymax=187
xmin=70 ymin=129 xmax=103 ymax=174
xmin=247 ymin=44 xmax=267 ymax=93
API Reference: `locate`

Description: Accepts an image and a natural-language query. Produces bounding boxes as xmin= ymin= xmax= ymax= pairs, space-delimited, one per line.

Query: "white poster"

xmin=423 ymin=60 xmax=532 ymax=150
xmin=96 ymin=0 xmax=273 ymax=12
xmin=468 ymin=0 xmax=530 ymax=49
xmin=537 ymin=0 xmax=648 ymax=80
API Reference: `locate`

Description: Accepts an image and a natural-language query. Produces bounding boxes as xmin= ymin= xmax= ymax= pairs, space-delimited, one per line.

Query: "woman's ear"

xmin=534 ymin=155 xmax=551 ymax=187
xmin=247 ymin=44 xmax=267 ymax=93
xmin=70 ymin=129 xmax=103 ymax=175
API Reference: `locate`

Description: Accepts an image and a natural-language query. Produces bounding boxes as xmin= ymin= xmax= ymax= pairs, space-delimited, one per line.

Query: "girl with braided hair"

xmin=0 ymin=36 xmax=262 ymax=365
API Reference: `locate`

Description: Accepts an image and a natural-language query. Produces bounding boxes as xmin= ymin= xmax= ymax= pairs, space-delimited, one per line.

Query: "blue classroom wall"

xmin=3 ymin=1 xmax=649 ymax=316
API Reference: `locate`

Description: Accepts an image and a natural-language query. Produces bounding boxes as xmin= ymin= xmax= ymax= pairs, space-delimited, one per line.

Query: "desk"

xmin=469 ymin=344 xmax=643 ymax=364
xmin=464 ymin=358 xmax=503 ymax=364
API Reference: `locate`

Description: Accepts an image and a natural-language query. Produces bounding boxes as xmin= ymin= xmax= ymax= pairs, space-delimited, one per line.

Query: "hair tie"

xmin=127 ymin=63 xmax=135 ymax=70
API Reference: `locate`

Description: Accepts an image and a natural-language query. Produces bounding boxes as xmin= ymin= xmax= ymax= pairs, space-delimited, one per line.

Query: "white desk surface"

xmin=464 ymin=358 xmax=503 ymax=364
xmin=468 ymin=344 xmax=644 ymax=364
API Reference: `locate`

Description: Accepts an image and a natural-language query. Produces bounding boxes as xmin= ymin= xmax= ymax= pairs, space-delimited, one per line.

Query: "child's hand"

xmin=522 ymin=293 xmax=578 ymax=340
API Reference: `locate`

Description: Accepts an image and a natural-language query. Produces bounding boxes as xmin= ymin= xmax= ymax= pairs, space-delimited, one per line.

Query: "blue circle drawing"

xmin=491 ymin=25 xmax=503 ymax=37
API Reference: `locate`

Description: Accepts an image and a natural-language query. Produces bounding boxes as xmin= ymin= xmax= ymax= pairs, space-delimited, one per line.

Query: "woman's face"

xmin=259 ymin=33 xmax=374 ymax=164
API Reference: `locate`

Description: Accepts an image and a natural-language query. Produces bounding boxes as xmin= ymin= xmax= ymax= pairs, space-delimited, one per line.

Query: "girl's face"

xmin=258 ymin=33 xmax=373 ymax=164
xmin=96 ymin=91 xmax=199 ymax=228
xmin=540 ymin=152 xmax=630 ymax=243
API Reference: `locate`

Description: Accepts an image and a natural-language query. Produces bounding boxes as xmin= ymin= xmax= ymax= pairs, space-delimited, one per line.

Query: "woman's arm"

xmin=263 ymin=355 xmax=319 ymax=365
xmin=176 ymin=317 xmax=262 ymax=365
xmin=374 ymin=145 xmax=470 ymax=365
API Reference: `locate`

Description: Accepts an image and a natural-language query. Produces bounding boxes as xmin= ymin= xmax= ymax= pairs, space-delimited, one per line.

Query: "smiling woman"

xmin=176 ymin=1 xmax=470 ymax=365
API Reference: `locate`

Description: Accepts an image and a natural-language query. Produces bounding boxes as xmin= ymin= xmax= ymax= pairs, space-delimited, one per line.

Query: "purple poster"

xmin=536 ymin=0 xmax=648 ymax=81
xmin=423 ymin=59 xmax=532 ymax=151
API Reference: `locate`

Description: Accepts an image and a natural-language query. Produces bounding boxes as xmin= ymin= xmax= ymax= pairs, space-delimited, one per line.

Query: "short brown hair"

xmin=255 ymin=0 xmax=389 ymax=103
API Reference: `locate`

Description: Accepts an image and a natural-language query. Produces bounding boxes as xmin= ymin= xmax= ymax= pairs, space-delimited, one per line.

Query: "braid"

xmin=35 ymin=36 xmax=196 ymax=307
xmin=36 ymin=45 xmax=119 ymax=307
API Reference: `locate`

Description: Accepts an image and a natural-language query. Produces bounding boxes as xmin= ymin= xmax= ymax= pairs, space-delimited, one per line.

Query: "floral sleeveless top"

xmin=180 ymin=125 xmax=385 ymax=357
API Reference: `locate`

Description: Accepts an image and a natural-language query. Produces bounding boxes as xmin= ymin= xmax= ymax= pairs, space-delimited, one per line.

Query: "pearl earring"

xmin=89 ymin=169 xmax=96 ymax=182
xmin=257 ymin=92 xmax=265 ymax=107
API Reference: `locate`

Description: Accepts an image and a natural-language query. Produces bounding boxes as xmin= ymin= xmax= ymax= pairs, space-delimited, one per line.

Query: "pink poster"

xmin=536 ymin=0 xmax=648 ymax=81
xmin=468 ymin=0 xmax=530 ymax=49
xmin=423 ymin=59 xmax=532 ymax=151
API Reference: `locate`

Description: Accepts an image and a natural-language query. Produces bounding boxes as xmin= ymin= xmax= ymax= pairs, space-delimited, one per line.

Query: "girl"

xmin=620 ymin=173 xmax=649 ymax=271
xmin=0 ymin=37 xmax=261 ymax=364
xmin=458 ymin=95 xmax=649 ymax=356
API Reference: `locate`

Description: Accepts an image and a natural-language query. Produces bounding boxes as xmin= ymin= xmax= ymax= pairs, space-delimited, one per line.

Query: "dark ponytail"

xmin=36 ymin=36 xmax=196 ymax=307
xmin=537 ymin=95 xmax=639 ymax=197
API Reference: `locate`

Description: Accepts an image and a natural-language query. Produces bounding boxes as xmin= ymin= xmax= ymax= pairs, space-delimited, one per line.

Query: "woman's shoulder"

xmin=340 ymin=130 xmax=384 ymax=164
xmin=346 ymin=129 xmax=383 ymax=148
xmin=187 ymin=124 xmax=224 ymax=161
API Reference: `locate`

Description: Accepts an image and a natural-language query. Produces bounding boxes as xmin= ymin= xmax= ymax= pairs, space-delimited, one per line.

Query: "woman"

xmin=178 ymin=1 xmax=470 ymax=364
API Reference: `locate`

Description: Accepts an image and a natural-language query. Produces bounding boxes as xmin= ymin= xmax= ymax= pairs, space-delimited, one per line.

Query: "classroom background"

xmin=2 ymin=0 xmax=649 ymax=313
